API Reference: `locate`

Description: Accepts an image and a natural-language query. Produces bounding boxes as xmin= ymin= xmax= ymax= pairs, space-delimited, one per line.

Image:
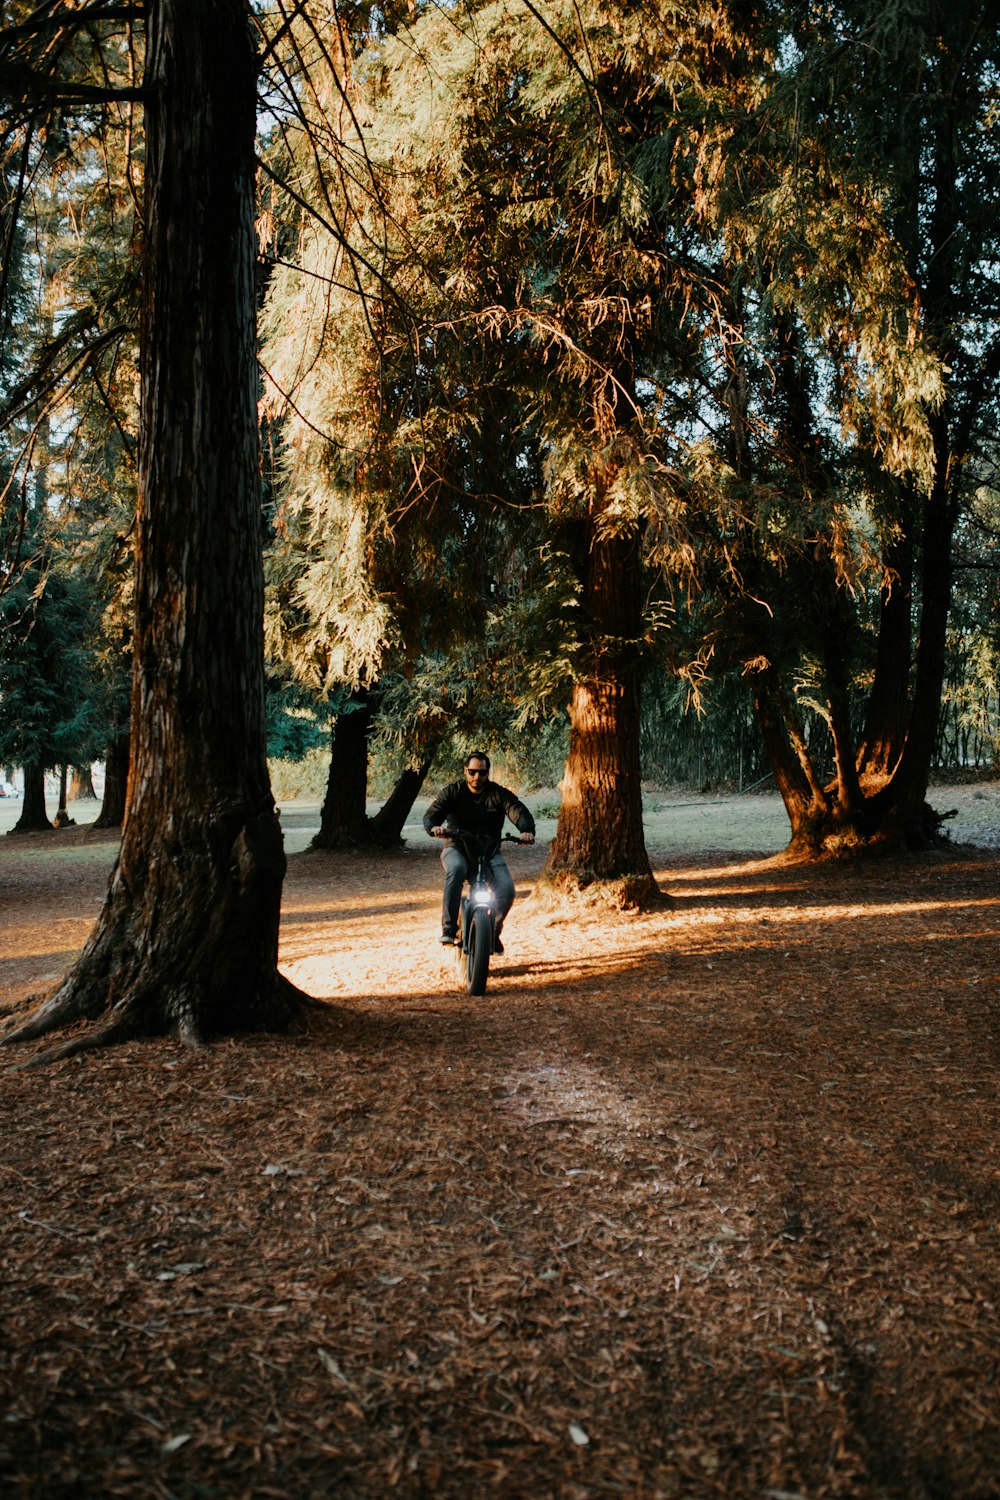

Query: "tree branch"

xmin=0 ymin=4 xmax=143 ymax=48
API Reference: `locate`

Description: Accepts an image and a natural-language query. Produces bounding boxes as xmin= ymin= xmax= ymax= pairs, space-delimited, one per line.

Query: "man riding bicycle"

xmin=424 ymin=752 xmax=535 ymax=953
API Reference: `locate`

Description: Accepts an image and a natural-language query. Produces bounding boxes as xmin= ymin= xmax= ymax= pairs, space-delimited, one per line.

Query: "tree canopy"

xmin=254 ymin=0 xmax=1000 ymax=867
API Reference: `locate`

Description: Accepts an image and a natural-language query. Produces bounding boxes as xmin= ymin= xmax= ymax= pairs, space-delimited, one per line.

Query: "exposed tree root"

xmin=781 ymin=795 xmax=962 ymax=862
xmin=1 ymin=949 xmax=314 ymax=1066
xmin=0 ymin=977 xmax=100 ymax=1047
xmin=19 ymin=1014 xmax=138 ymax=1068
xmin=308 ymin=820 xmax=407 ymax=853
xmin=1 ymin=807 xmax=318 ymax=1065
xmin=175 ymin=1011 xmax=207 ymax=1048
xmin=782 ymin=799 xmax=961 ymax=863
xmin=295 ymin=989 xmax=332 ymax=1012
xmin=532 ymin=868 xmax=672 ymax=915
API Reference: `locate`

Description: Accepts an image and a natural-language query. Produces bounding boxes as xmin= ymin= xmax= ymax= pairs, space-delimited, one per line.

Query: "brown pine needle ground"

xmin=1 ymin=790 xmax=999 ymax=1498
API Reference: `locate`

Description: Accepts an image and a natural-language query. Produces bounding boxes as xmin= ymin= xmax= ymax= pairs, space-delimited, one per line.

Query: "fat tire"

xmin=466 ymin=906 xmax=492 ymax=996
xmin=454 ymin=903 xmax=468 ymax=980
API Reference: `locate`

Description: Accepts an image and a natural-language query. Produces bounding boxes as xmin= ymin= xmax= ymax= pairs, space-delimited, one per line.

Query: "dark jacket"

xmin=423 ymin=778 xmax=535 ymax=842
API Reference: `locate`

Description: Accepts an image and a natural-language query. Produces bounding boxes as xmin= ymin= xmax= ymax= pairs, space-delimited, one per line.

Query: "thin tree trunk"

xmin=857 ymin=525 xmax=914 ymax=783
xmin=11 ymin=762 xmax=50 ymax=833
xmin=53 ymin=765 xmax=75 ymax=827
xmin=94 ymin=731 xmax=129 ymax=829
xmin=368 ymin=758 xmax=434 ymax=847
xmin=869 ymin=52 xmax=962 ymax=847
xmin=878 ymin=428 xmax=957 ymax=845
xmin=748 ymin=665 xmax=830 ymax=849
xmin=3 ymin=0 xmax=300 ymax=1057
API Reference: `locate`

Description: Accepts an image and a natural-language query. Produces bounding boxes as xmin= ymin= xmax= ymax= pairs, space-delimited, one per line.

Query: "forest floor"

xmin=0 ymin=784 xmax=999 ymax=1498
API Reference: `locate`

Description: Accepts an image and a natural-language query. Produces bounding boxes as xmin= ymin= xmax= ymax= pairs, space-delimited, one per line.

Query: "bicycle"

xmin=433 ymin=827 xmax=529 ymax=996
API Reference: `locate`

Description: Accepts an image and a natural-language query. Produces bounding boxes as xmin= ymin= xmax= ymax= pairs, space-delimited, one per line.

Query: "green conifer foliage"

xmin=672 ymin=0 xmax=1000 ymax=850
xmin=258 ymin=1 xmax=552 ymax=825
xmin=260 ymin=0 xmax=760 ymax=893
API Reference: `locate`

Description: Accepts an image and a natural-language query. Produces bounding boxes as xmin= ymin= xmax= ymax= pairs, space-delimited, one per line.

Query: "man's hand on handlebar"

xmin=432 ymin=826 xmax=534 ymax=843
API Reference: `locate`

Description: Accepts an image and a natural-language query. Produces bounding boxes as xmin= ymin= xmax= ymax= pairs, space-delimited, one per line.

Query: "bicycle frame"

xmin=440 ymin=827 xmax=521 ymax=996
xmin=457 ymin=832 xmax=502 ymax=941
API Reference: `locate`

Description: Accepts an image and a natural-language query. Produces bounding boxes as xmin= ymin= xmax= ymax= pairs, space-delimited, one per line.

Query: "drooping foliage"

xmin=678 ymin=0 xmax=1000 ymax=850
xmin=0 ymin=0 xmax=996 ymax=928
xmin=255 ymin=0 xmax=993 ymax=874
xmin=260 ymin=0 xmax=745 ymax=891
xmin=257 ymin=0 xmax=558 ymax=841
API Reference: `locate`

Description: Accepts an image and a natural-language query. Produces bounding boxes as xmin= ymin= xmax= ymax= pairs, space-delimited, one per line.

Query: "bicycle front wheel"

xmin=465 ymin=906 xmax=492 ymax=996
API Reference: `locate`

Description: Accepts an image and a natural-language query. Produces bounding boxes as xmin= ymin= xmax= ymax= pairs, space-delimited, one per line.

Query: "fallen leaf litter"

xmin=0 ymin=821 xmax=998 ymax=1496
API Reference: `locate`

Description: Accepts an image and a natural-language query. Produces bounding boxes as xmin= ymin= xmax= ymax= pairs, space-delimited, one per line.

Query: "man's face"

xmin=464 ymin=759 xmax=489 ymax=795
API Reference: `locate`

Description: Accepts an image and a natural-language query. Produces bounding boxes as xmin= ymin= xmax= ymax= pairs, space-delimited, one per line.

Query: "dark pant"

xmin=440 ymin=846 xmax=515 ymax=936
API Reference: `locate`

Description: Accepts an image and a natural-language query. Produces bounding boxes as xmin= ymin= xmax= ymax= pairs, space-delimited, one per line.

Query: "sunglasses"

xmin=466 ymin=768 xmax=488 ymax=777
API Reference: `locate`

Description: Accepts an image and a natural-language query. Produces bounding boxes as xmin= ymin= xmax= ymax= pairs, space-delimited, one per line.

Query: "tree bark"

xmin=11 ymin=762 xmax=50 ymax=833
xmin=752 ymin=484 xmax=957 ymax=853
xmin=311 ymin=691 xmax=372 ymax=848
xmin=857 ymin=524 xmax=914 ymax=783
xmin=3 ymin=0 xmax=300 ymax=1057
xmin=875 ymin=423 xmax=957 ymax=846
xmin=94 ymin=730 xmax=129 ymax=829
xmin=53 ymin=765 xmax=75 ymax=827
xmin=545 ymin=510 xmax=658 ymax=903
xmin=749 ymin=43 xmax=967 ymax=860
xmin=368 ymin=758 xmax=433 ymax=847
xmin=70 ymin=766 xmax=97 ymax=801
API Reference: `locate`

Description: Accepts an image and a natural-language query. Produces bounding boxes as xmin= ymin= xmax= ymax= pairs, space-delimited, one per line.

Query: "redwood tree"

xmin=697 ymin=0 xmax=1000 ymax=855
xmin=258 ymin=0 xmax=716 ymax=900
xmin=545 ymin=515 xmax=653 ymax=892
xmin=311 ymin=689 xmax=372 ymax=849
xmin=3 ymin=0 xmax=301 ymax=1056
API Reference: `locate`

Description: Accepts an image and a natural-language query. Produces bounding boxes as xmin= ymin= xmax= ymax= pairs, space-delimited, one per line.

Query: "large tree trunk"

xmin=753 ymin=469 xmax=957 ymax=857
xmin=874 ymin=426 xmax=957 ymax=847
xmin=865 ymin=48 xmax=963 ymax=849
xmin=3 ymin=0 xmax=300 ymax=1058
xmin=70 ymin=766 xmax=97 ymax=801
xmin=752 ymin=65 xmax=964 ymax=860
xmin=311 ymin=691 xmax=372 ymax=849
xmin=11 ymin=762 xmax=50 ymax=833
xmin=94 ymin=730 xmax=129 ymax=830
xmin=545 ymin=510 xmax=658 ymax=905
xmin=857 ymin=523 xmax=914 ymax=783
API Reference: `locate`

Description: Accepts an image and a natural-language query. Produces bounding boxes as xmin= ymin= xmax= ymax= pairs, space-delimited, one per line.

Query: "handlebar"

xmin=430 ymin=827 xmax=534 ymax=844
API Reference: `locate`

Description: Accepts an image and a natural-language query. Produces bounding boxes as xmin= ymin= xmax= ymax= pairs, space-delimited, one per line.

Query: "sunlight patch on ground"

xmin=0 ymin=918 xmax=92 ymax=965
xmin=282 ymin=889 xmax=425 ymax=916
xmin=500 ymin=1052 xmax=644 ymax=1136
xmin=280 ymin=956 xmax=350 ymax=995
xmin=669 ymin=894 xmax=1000 ymax=927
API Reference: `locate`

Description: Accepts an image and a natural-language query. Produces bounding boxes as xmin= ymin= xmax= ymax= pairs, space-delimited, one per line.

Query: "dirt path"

xmin=1 ymin=812 xmax=999 ymax=1497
